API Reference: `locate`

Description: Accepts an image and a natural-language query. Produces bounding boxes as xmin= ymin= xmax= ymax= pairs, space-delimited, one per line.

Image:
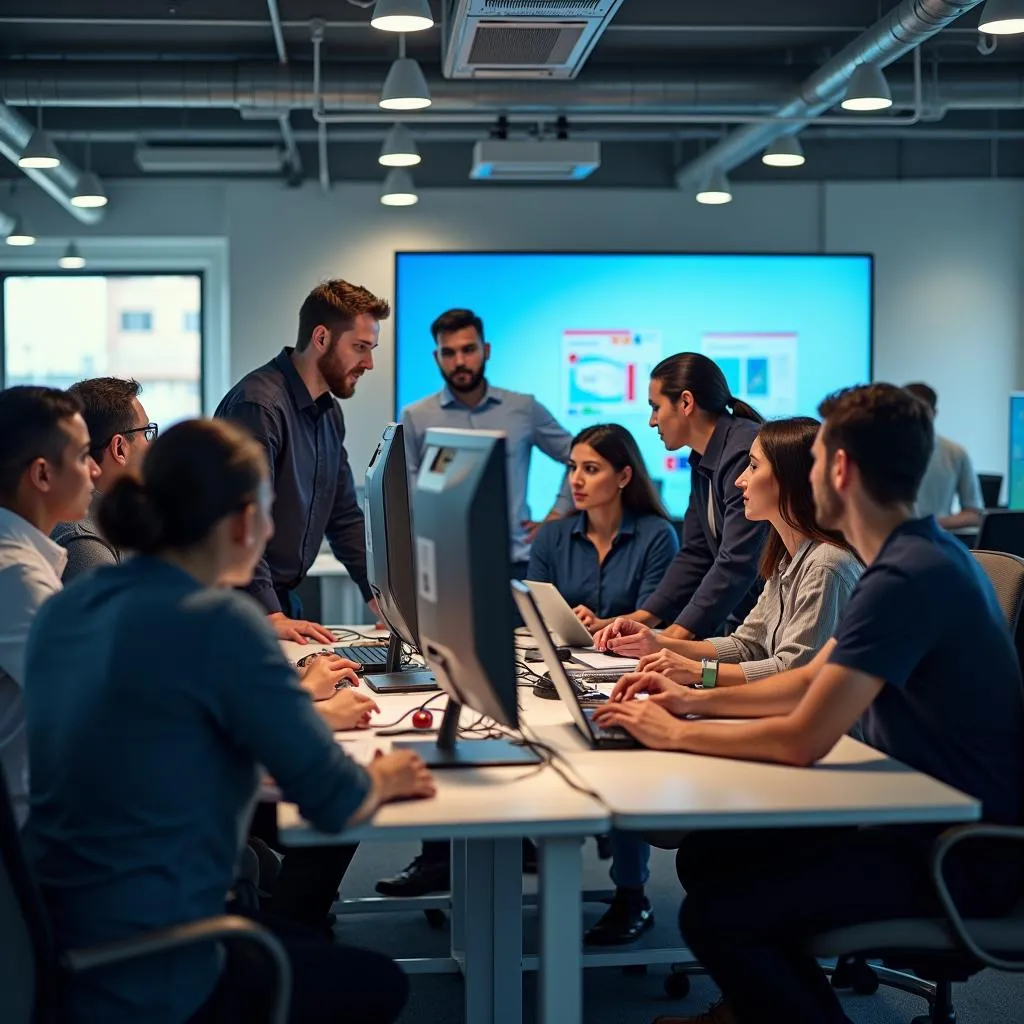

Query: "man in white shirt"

xmin=905 ymin=382 xmax=984 ymax=529
xmin=0 ymin=386 xmax=99 ymax=825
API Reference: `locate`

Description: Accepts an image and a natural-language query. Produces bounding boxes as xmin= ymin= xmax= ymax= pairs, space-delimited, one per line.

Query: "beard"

xmin=443 ymin=367 xmax=485 ymax=394
xmin=318 ymin=343 xmax=360 ymax=400
xmin=813 ymin=477 xmax=844 ymax=531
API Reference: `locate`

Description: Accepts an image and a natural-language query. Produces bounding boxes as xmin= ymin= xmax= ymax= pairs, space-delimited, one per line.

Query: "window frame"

xmin=0 ymin=269 xmax=207 ymax=415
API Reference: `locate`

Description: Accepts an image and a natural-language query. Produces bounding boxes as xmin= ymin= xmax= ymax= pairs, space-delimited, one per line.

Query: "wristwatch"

xmin=699 ymin=658 xmax=720 ymax=689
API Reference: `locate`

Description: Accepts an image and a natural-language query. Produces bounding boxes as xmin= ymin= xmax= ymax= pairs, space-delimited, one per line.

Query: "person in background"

xmin=588 ymin=417 xmax=862 ymax=947
xmin=380 ymin=307 xmax=577 ymax=900
xmin=400 ymin=307 xmax=575 ymax=578
xmin=216 ymin=279 xmax=389 ymax=644
xmin=528 ymin=423 xmax=678 ymax=635
xmin=595 ymin=384 xmax=1024 ymax=1024
xmin=23 ymin=418 xmax=435 ymax=1024
xmin=525 ymin=422 xmax=677 ymax=945
xmin=0 ymin=386 xmax=98 ymax=826
xmin=52 ymin=377 xmax=156 ymax=582
xmin=596 ymin=353 xmax=769 ymax=649
xmin=904 ymin=382 xmax=984 ymax=530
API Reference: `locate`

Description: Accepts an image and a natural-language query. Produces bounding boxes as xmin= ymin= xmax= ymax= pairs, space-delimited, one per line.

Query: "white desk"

xmin=277 ymin=641 xmax=980 ymax=1024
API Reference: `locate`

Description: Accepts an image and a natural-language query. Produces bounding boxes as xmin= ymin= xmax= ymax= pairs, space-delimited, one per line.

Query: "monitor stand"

xmin=395 ymin=700 xmax=541 ymax=768
xmin=364 ymin=634 xmax=441 ymax=695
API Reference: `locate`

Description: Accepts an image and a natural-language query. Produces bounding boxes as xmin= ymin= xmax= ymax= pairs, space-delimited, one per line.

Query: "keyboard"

xmin=583 ymin=709 xmax=636 ymax=746
xmin=334 ymin=645 xmax=390 ymax=667
xmin=567 ymin=669 xmax=627 ymax=687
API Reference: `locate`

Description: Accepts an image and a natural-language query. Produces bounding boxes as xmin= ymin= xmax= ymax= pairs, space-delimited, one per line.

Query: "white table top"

xmin=306 ymin=551 xmax=350 ymax=578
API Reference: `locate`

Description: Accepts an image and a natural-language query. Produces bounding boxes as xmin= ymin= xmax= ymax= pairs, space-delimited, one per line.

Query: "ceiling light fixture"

xmin=5 ymin=216 xmax=37 ymax=246
xmin=380 ymin=168 xmax=419 ymax=206
xmin=371 ymin=0 xmax=434 ymax=32
xmin=58 ymin=241 xmax=86 ymax=269
xmin=379 ymin=123 xmax=421 ymax=167
xmin=695 ymin=169 xmax=732 ymax=205
xmin=19 ymin=128 xmax=61 ymax=170
xmin=380 ymin=35 xmax=432 ymax=111
xmin=762 ymin=135 xmax=806 ymax=167
xmin=70 ymin=170 xmax=109 ymax=208
xmin=978 ymin=0 xmax=1024 ymax=34
xmin=841 ymin=63 xmax=893 ymax=111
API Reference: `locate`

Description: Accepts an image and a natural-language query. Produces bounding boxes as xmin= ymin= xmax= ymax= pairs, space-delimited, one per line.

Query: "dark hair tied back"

xmin=99 ymin=476 xmax=165 ymax=554
xmin=651 ymin=353 xmax=763 ymax=424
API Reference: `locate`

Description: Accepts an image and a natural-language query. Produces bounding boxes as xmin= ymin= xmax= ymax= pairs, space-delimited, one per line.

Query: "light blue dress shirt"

xmin=400 ymin=384 xmax=574 ymax=563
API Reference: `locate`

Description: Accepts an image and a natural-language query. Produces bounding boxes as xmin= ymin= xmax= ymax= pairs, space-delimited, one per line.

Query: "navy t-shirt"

xmin=829 ymin=517 xmax=1024 ymax=825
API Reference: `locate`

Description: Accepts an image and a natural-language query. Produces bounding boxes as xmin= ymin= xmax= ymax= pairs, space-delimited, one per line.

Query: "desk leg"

xmin=450 ymin=839 xmax=466 ymax=963
xmin=463 ymin=837 xmax=522 ymax=1024
xmin=538 ymin=836 xmax=583 ymax=1024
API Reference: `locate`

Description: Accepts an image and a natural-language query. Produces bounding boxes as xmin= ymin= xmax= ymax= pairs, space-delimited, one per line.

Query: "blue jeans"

xmin=610 ymin=830 xmax=650 ymax=889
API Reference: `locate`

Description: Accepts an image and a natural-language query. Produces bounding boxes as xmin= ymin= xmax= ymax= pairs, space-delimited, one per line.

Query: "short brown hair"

xmin=818 ymin=383 xmax=934 ymax=507
xmin=295 ymin=280 xmax=391 ymax=352
xmin=69 ymin=377 xmax=142 ymax=456
xmin=904 ymin=382 xmax=937 ymax=414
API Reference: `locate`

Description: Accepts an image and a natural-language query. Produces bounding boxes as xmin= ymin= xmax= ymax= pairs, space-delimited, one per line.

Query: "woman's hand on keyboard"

xmin=609 ymin=671 xmax=694 ymax=715
xmin=637 ymin=650 xmax=701 ymax=685
xmin=592 ymin=696 xmax=685 ymax=750
xmin=593 ymin=617 xmax=659 ymax=656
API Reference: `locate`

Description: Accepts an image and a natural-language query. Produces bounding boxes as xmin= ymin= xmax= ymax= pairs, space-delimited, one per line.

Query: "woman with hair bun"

xmin=22 ymin=418 xmax=434 ymax=1024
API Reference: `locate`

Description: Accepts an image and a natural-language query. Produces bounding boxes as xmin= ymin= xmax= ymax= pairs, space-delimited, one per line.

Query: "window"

xmin=120 ymin=310 xmax=153 ymax=332
xmin=2 ymin=274 xmax=203 ymax=428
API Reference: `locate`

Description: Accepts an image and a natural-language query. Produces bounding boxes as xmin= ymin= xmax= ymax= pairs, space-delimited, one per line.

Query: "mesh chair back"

xmin=977 ymin=512 xmax=1024 ymax=561
xmin=973 ymin=550 xmax=1024 ymax=662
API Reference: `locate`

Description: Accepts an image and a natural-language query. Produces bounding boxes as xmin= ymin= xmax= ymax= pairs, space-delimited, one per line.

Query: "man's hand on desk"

xmin=367 ymin=597 xmax=386 ymax=632
xmin=269 ymin=612 xmax=336 ymax=645
xmin=636 ymin=650 xmax=701 ymax=685
xmin=368 ymin=750 xmax=436 ymax=803
xmin=593 ymin=617 xmax=660 ymax=657
xmin=298 ymin=654 xmax=361 ymax=700
xmin=660 ymin=623 xmax=696 ymax=642
xmin=318 ymin=689 xmax=381 ymax=731
xmin=609 ymin=671 xmax=696 ymax=716
xmin=592 ymin=697 xmax=685 ymax=750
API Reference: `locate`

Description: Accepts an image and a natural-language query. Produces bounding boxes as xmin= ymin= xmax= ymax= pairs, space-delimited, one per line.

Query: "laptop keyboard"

xmin=583 ymin=709 xmax=632 ymax=742
xmin=334 ymin=645 xmax=389 ymax=666
xmin=568 ymin=670 xmax=626 ymax=687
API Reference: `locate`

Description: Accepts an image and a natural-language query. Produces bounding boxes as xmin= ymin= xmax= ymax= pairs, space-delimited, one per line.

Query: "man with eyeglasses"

xmin=51 ymin=377 xmax=157 ymax=583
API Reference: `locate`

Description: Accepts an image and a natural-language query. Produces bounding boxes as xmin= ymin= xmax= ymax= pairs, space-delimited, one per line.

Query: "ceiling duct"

xmin=470 ymin=138 xmax=600 ymax=179
xmin=674 ymin=0 xmax=986 ymax=188
xmin=442 ymin=0 xmax=626 ymax=79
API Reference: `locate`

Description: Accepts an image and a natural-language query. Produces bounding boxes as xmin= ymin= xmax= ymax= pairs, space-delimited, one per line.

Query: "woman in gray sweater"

xmin=585 ymin=418 xmax=862 ymax=947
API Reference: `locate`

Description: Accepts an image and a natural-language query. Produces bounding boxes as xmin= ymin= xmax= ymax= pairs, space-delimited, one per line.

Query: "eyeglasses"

xmin=123 ymin=423 xmax=159 ymax=443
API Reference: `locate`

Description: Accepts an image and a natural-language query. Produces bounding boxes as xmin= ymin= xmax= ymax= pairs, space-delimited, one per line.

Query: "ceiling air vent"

xmin=443 ymin=0 xmax=625 ymax=79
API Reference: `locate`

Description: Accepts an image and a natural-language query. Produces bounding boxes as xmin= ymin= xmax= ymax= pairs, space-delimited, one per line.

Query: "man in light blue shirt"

xmin=400 ymin=308 xmax=574 ymax=576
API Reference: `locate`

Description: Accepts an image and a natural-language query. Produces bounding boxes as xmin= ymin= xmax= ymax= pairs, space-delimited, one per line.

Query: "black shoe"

xmin=583 ymin=891 xmax=654 ymax=946
xmin=375 ymin=856 xmax=451 ymax=897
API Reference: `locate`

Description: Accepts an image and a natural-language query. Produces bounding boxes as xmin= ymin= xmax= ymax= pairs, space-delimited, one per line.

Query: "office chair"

xmin=0 ymin=766 xmax=292 ymax=1024
xmin=810 ymin=549 xmax=1024 ymax=1024
xmin=979 ymin=473 xmax=1003 ymax=510
xmin=977 ymin=511 xmax=1024 ymax=560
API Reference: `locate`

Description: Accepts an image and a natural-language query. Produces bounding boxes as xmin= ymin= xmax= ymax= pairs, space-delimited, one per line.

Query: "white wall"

xmin=6 ymin=177 xmax=1023 ymax=483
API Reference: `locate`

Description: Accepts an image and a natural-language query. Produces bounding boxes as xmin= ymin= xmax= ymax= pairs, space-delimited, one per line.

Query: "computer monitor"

xmin=361 ymin=423 xmax=438 ymax=693
xmin=396 ymin=427 xmax=540 ymax=768
xmin=1009 ymin=393 xmax=1024 ymax=510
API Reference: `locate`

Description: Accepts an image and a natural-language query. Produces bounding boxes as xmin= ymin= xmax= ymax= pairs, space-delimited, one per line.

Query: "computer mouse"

xmin=412 ymin=709 xmax=434 ymax=729
xmin=524 ymin=647 xmax=571 ymax=663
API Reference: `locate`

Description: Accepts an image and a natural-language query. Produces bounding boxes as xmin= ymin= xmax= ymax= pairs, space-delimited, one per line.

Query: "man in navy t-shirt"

xmin=595 ymin=383 xmax=1024 ymax=1024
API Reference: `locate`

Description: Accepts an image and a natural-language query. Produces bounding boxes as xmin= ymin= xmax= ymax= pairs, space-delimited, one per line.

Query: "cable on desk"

xmin=372 ymin=691 xmax=448 ymax=730
xmin=514 ymin=724 xmax=604 ymax=803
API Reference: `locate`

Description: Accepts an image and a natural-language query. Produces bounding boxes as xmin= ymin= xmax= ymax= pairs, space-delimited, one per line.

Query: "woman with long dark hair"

xmin=527 ymin=423 xmax=678 ymax=633
xmin=594 ymin=352 xmax=770 ymax=651
xmin=590 ymin=418 xmax=862 ymax=947
xmin=22 ymin=419 xmax=435 ymax=1024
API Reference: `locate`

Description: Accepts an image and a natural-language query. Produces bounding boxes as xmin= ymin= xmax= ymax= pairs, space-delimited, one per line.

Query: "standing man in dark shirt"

xmin=216 ymin=280 xmax=388 ymax=643
xmin=595 ymin=383 xmax=1024 ymax=1024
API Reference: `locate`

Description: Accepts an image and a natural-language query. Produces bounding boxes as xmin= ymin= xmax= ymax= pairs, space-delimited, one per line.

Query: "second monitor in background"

xmin=356 ymin=422 xmax=438 ymax=695
xmin=396 ymin=427 xmax=540 ymax=768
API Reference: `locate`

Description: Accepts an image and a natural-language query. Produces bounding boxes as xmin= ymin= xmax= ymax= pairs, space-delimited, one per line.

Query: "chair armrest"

xmin=62 ymin=914 xmax=291 ymax=1024
xmin=931 ymin=824 xmax=1024 ymax=972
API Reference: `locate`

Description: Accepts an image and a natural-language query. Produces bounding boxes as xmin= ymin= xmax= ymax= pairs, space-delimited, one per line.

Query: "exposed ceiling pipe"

xmin=2 ymin=60 xmax=1022 ymax=117
xmin=265 ymin=0 xmax=302 ymax=182
xmin=0 ymin=101 xmax=105 ymax=224
xmin=673 ymin=0 xmax=986 ymax=189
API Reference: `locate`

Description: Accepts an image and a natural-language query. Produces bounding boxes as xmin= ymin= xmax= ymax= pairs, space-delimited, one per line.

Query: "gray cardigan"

xmin=708 ymin=540 xmax=862 ymax=681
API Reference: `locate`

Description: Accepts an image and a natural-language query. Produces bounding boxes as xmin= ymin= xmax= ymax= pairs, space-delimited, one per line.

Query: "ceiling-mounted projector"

xmin=470 ymin=139 xmax=600 ymax=181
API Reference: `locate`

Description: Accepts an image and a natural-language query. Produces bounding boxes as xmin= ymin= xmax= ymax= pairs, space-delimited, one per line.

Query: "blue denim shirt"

xmin=527 ymin=510 xmax=679 ymax=620
xmin=401 ymin=384 xmax=574 ymax=563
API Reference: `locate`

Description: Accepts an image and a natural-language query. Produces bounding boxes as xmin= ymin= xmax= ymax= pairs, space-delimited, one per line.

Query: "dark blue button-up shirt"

xmin=642 ymin=414 xmax=768 ymax=636
xmin=526 ymin=510 xmax=679 ymax=620
xmin=215 ymin=348 xmax=371 ymax=613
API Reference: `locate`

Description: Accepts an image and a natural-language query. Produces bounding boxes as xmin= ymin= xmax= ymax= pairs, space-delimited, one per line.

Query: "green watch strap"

xmin=700 ymin=658 xmax=719 ymax=688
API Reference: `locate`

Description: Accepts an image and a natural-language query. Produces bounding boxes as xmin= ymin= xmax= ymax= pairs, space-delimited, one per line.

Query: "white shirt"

xmin=915 ymin=435 xmax=984 ymax=520
xmin=0 ymin=507 xmax=66 ymax=827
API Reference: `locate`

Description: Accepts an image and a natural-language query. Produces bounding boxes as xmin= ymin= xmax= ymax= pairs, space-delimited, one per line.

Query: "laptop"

xmin=512 ymin=581 xmax=640 ymax=750
xmin=523 ymin=580 xmax=598 ymax=648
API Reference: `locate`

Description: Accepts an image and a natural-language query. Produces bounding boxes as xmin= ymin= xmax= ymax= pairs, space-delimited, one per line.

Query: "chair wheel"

xmin=664 ymin=971 xmax=691 ymax=998
xmin=424 ymin=909 xmax=446 ymax=930
xmin=623 ymin=964 xmax=647 ymax=976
